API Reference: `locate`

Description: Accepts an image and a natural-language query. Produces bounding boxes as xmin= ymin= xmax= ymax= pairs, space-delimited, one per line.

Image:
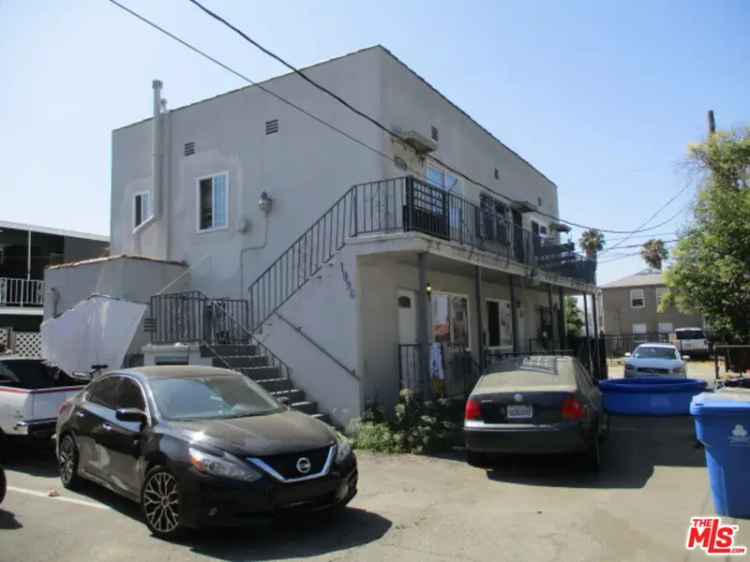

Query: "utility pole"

xmin=707 ymin=110 xmax=716 ymax=135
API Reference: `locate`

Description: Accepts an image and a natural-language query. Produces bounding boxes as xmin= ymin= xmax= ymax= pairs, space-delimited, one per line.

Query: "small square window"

xmin=537 ymin=196 xmax=543 ymax=207
xmin=265 ymin=119 xmax=279 ymax=135
xmin=431 ymin=126 xmax=439 ymax=142
xmin=630 ymin=289 xmax=645 ymax=309
xmin=133 ymin=192 xmax=152 ymax=229
xmin=197 ymin=174 xmax=229 ymax=232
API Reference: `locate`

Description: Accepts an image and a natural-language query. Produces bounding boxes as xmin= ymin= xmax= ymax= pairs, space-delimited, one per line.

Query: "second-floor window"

xmin=197 ymin=173 xmax=228 ymax=232
xmin=133 ymin=192 xmax=152 ymax=229
xmin=630 ymin=288 xmax=645 ymax=309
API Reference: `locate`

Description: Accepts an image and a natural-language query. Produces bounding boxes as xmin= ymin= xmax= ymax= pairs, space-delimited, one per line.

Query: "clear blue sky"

xmin=1 ymin=0 xmax=747 ymax=284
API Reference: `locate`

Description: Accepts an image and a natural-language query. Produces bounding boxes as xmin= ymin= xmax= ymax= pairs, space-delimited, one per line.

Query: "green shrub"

xmin=351 ymin=390 xmax=462 ymax=454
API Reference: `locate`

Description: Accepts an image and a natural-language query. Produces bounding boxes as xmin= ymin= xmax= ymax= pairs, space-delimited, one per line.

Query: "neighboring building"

xmin=0 ymin=220 xmax=108 ymax=355
xmin=45 ymin=45 xmax=597 ymax=425
xmin=600 ymin=269 xmax=703 ymax=337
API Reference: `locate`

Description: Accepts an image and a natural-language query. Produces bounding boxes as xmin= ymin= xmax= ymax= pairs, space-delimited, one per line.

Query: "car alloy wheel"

xmin=58 ymin=434 xmax=82 ymax=489
xmin=142 ymin=468 xmax=182 ymax=538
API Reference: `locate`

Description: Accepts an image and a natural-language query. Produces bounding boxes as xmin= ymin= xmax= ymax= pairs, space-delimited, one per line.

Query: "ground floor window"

xmin=431 ymin=293 xmax=470 ymax=350
xmin=632 ymin=323 xmax=647 ymax=335
xmin=486 ymin=298 xmax=513 ymax=348
xmin=658 ymin=322 xmax=673 ymax=335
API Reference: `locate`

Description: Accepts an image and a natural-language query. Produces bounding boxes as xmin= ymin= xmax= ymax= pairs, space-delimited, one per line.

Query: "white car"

xmin=0 ymin=356 xmax=85 ymax=440
xmin=623 ymin=343 xmax=688 ymax=378
xmin=673 ymin=327 xmax=710 ymax=357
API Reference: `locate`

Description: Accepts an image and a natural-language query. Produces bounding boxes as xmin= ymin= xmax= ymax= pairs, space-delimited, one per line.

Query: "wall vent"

xmin=265 ymin=119 xmax=279 ymax=135
xmin=184 ymin=142 xmax=195 ymax=156
xmin=494 ymin=168 xmax=499 ymax=180
xmin=430 ymin=125 xmax=439 ymax=142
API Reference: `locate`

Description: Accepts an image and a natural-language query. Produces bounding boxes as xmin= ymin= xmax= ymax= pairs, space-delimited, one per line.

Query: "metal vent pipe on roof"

xmin=152 ymin=79 xmax=163 ymax=219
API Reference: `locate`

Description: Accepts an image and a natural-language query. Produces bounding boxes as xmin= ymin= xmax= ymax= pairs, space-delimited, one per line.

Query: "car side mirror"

xmin=116 ymin=408 xmax=147 ymax=424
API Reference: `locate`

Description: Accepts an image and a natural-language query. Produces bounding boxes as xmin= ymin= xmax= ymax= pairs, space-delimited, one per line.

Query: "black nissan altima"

xmin=56 ymin=366 xmax=357 ymax=539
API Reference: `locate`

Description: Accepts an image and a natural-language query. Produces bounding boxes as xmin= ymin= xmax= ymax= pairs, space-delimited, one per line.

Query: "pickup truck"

xmin=0 ymin=356 xmax=85 ymax=440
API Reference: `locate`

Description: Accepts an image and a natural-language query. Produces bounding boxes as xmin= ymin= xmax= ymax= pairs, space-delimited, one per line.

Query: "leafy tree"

xmin=640 ymin=239 xmax=669 ymax=270
xmin=662 ymin=129 xmax=750 ymax=341
xmin=565 ymin=297 xmax=584 ymax=338
xmin=579 ymin=229 xmax=605 ymax=259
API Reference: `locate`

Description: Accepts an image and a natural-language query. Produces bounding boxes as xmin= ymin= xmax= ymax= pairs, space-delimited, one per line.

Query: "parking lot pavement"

xmin=1 ymin=419 xmax=747 ymax=562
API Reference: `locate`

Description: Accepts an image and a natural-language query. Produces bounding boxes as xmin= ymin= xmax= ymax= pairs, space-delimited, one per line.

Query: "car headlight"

xmin=189 ymin=447 xmax=261 ymax=482
xmin=335 ymin=433 xmax=352 ymax=463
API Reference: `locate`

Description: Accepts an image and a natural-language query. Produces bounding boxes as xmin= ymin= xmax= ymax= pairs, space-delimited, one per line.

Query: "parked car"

xmin=56 ymin=366 xmax=357 ymax=539
xmin=464 ymin=355 xmax=606 ymax=470
xmin=624 ymin=343 xmax=688 ymax=378
xmin=0 ymin=357 xmax=85 ymax=440
xmin=673 ymin=327 xmax=710 ymax=358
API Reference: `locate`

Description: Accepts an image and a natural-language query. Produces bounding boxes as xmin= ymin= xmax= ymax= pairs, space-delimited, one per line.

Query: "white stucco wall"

xmin=111 ymin=47 xmax=387 ymax=301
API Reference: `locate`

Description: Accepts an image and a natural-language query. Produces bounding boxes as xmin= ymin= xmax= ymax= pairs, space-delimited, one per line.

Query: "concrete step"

xmin=240 ymin=366 xmax=280 ymax=381
xmin=291 ymin=400 xmax=317 ymax=415
xmin=272 ymin=388 xmax=305 ymax=403
xmin=205 ymin=344 xmax=256 ymax=357
xmin=256 ymin=377 xmax=293 ymax=393
xmin=311 ymin=412 xmax=331 ymax=425
xmin=214 ymin=355 xmax=268 ymax=368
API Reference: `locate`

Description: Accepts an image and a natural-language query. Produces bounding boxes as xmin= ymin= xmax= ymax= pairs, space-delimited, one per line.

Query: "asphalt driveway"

xmin=1 ymin=416 xmax=746 ymax=562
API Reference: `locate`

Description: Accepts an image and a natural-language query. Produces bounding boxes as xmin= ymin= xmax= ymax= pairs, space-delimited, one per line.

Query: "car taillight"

xmin=561 ymin=396 xmax=585 ymax=421
xmin=465 ymin=399 xmax=482 ymax=421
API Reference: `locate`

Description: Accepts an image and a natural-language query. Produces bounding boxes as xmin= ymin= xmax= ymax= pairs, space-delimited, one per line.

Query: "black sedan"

xmin=464 ymin=355 xmax=607 ymax=470
xmin=56 ymin=366 xmax=357 ymax=539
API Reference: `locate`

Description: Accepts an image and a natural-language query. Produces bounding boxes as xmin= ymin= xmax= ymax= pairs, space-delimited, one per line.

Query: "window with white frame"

xmin=658 ymin=322 xmax=673 ymax=335
xmin=133 ymin=192 xmax=152 ymax=229
xmin=632 ymin=323 xmax=647 ymax=335
xmin=426 ymin=165 xmax=462 ymax=227
xmin=197 ymin=173 xmax=228 ymax=232
xmin=630 ymin=288 xmax=645 ymax=309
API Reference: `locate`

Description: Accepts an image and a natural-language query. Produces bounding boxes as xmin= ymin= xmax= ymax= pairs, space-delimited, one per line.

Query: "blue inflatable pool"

xmin=599 ymin=377 xmax=708 ymax=416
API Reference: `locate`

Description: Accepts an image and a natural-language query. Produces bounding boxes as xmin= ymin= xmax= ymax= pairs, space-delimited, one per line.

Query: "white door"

xmin=397 ymin=290 xmax=417 ymax=345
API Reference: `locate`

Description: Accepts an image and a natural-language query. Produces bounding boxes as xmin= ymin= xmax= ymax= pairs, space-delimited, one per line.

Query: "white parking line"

xmin=7 ymin=486 xmax=111 ymax=510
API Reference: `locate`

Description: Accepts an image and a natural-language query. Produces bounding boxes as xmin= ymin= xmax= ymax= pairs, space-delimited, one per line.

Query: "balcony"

xmin=0 ymin=277 xmax=45 ymax=308
xmin=352 ymin=176 xmax=596 ymax=285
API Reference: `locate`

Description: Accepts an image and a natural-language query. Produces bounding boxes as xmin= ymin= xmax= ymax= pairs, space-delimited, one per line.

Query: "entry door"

xmin=397 ymin=290 xmax=419 ymax=392
xmin=397 ymin=289 xmax=417 ymax=345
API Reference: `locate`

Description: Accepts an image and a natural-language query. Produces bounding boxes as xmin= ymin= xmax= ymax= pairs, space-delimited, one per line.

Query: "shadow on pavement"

xmin=486 ymin=415 xmax=706 ymax=490
xmin=0 ymin=438 xmax=59 ymax=478
xmin=0 ymin=509 xmax=23 ymax=530
xmin=187 ymin=508 xmax=392 ymax=561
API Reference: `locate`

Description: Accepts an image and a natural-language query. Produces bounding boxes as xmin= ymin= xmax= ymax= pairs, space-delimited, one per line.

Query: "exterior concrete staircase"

xmin=201 ymin=343 xmax=329 ymax=423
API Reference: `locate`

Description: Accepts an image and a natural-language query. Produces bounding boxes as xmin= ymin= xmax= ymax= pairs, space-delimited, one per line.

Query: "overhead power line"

xmin=111 ymin=0 xmax=689 ymax=236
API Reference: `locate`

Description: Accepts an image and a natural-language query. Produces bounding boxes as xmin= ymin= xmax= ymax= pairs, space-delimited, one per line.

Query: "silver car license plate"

xmin=506 ymin=404 xmax=533 ymax=419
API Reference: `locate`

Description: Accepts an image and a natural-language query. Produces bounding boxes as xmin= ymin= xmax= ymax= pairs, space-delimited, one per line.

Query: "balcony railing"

xmin=353 ymin=176 xmax=596 ymax=284
xmin=0 ymin=277 xmax=45 ymax=307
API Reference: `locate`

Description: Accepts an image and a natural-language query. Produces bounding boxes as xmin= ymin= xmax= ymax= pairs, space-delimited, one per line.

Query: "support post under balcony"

xmin=416 ymin=252 xmax=432 ymax=399
xmin=558 ymin=286 xmax=566 ymax=349
xmin=509 ymin=275 xmax=519 ymax=353
xmin=474 ymin=266 xmax=483 ymax=369
xmin=583 ymin=292 xmax=592 ymax=372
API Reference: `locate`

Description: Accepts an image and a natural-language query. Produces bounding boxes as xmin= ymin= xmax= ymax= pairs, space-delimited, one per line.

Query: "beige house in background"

xmin=600 ymin=270 xmax=702 ymax=336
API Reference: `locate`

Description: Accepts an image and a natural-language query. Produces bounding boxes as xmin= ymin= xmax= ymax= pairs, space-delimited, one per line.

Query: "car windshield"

xmin=633 ymin=347 xmax=677 ymax=359
xmin=149 ymin=375 xmax=282 ymax=421
xmin=675 ymin=329 xmax=704 ymax=340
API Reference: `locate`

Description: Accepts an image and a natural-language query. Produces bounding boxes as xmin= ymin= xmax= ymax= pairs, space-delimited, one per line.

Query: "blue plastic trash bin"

xmin=691 ymin=390 xmax=750 ymax=517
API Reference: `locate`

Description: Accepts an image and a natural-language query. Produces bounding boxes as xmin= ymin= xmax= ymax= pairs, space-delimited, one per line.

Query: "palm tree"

xmin=579 ymin=229 xmax=605 ymax=259
xmin=641 ymin=239 xmax=669 ymax=270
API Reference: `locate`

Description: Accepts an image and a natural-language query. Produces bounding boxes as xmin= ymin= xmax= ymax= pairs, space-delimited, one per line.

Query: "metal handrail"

xmin=0 ymin=277 xmax=45 ymax=307
xmin=274 ymin=312 xmax=358 ymax=380
xmin=246 ymin=175 xmax=596 ymax=332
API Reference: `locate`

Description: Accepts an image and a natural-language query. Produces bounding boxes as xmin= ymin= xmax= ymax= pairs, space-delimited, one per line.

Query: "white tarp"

xmin=41 ymin=295 xmax=147 ymax=375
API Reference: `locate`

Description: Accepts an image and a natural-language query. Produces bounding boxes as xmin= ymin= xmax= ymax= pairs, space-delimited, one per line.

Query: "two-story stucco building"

xmin=45 ymin=46 xmax=597 ymax=426
xmin=600 ymin=269 xmax=703 ymax=337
